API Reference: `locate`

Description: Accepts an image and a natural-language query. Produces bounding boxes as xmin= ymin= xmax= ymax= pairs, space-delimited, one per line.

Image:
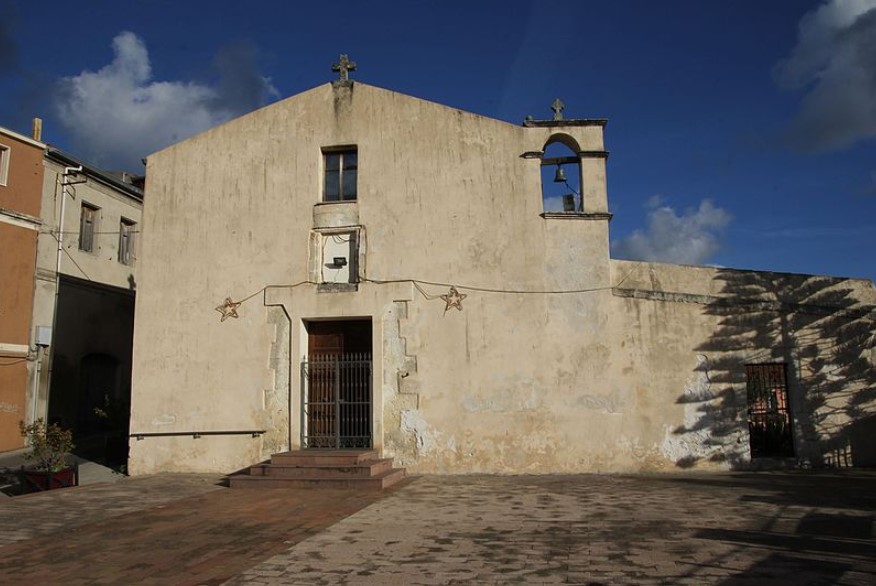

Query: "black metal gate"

xmin=300 ymin=353 xmax=372 ymax=449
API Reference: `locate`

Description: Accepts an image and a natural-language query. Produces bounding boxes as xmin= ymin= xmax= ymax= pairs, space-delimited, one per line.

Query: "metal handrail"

xmin=130 ymin=430 xmax=265 ymax=440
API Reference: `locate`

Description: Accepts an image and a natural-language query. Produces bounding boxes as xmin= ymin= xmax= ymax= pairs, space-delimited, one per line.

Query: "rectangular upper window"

xmin=323 ymin=148 xmax=357 ymax=202
xmin=118 ymin=218 xmax=136 ymax=265
xmin=0 ymin=143 xmax=9 ymax=186
xmin=79 ymin=203 xmax=99 ymax=252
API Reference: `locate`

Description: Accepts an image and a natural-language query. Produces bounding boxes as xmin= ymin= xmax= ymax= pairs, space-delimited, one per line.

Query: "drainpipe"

xmin=30 ymin=346 xmax=43 ymax=424
xmin=56 ymin=166 xmax=83 ymax=278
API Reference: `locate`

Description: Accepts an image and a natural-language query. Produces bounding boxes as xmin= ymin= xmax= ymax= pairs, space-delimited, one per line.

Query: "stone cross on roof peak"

xmin=332 ymin=54 xmax=357 ymax=83
xmin=551 ymin=98 xmax=564 ymax=121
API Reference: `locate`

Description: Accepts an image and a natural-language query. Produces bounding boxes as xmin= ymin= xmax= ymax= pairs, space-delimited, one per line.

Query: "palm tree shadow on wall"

xmin=672 ymin=269 xmax=875 ymax=470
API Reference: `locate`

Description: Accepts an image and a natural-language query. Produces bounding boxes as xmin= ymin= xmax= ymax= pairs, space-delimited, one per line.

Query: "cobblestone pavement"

xmin=225 ymin=472 xmax=876 ymax=586
xmin=0 ymin=474 xmax=392 ymax=585
xmin=1 ymin=471 xmax=874 ymax=585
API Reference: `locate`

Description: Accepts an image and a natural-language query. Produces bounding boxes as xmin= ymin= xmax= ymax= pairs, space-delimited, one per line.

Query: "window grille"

xmin=746 ymin=363 xmax=794 ymax=457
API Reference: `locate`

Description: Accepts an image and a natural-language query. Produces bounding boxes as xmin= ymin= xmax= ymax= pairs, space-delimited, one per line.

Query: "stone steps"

xmin=229 ymin=450 xmax=406 ymax=490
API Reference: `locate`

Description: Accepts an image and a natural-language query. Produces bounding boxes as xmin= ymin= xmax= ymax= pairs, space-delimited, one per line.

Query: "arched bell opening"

xmin=540 ymin=135 xmax=582 ymax=213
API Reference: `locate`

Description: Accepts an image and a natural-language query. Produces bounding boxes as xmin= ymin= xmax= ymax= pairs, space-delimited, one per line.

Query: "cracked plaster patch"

xmin=151 ymin=414 xmax=176 ymax=426
xmin=661 ymin=356 xmax=723 ymax=465
xmin=401 ymin=409 xmax=439 ymax=455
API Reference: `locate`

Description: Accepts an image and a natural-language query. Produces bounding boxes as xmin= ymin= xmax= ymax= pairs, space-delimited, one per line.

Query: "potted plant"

xmin=94 ymin=392 xmax=131 ymax=468
xmin=18 ymin=418 xmax=77 ymax=492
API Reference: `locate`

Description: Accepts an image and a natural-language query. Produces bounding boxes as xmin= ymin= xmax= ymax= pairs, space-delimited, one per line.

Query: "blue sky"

xmin=2 ymin=0 xmax=874 ymax=283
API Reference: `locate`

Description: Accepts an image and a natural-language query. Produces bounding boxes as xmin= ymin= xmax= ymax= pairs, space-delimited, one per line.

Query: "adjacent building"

xmin=128 ymin=77 xmax=876 ymax=475
xmin=31 ymin=148 xmax=143 ymax=465
xmin=0 ymin=122 xmax=143 ymax=465
xmin=0 ymin=125 xmax=45 ymax=452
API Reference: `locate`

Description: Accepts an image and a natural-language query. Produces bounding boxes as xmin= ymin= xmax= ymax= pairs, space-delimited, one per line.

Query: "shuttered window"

xmin=118 ymin=218 xmax=136 ymax=265
xmin=78 ymin=203 xmax=99 ymax=252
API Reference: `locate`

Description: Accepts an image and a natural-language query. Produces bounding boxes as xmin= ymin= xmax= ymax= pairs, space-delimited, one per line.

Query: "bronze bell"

xmin=553 ymin=164 xmax=567 ymax=183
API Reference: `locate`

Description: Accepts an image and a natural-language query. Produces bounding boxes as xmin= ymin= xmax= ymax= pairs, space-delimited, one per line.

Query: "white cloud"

xmin=54 ymin=32 xmax=277 ymax=170
xmin=645 ymin=194 xmax=663 ymax=208
xmin=774 ymin=0 xmax=876 ymax=151
xmin=612 ymin=199 xmax=732 ymax=265
xmin=542 ymin=194 xmax=570 ymax=212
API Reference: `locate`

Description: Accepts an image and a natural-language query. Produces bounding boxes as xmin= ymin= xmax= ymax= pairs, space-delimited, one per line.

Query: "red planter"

xmin=21 ymin=467 xmax=78 ymax=492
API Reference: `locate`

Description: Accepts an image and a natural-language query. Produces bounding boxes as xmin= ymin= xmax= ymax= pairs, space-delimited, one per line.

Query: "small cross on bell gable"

xmin=332 ymin=54 xmax=357 ymax=86
xmin=551 ymin=98 xmax=565 ymax=121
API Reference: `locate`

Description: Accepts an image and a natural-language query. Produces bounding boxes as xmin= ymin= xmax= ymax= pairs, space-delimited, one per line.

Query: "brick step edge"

xmin=249 ymin=459 xmax=393 ymax=478
xmin=271 ymin=450 xmax=379 ymax=466
xmin=229 ymin=468 xmax=406 ymax=490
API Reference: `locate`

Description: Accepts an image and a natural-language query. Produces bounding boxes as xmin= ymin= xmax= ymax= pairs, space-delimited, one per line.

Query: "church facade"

xmin=128 ymin=74 xmax=876 ymax=475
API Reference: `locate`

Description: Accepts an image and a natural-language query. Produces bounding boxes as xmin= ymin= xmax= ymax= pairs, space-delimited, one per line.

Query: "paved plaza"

xmin=0 ymin=471 xmax=874 ymax=585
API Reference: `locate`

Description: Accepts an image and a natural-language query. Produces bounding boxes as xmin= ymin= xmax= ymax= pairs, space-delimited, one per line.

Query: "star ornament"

xmin=215 ymin=297 xmax=242 ymax=322
xmin=440 ymin=286 xmax=467 ymax=313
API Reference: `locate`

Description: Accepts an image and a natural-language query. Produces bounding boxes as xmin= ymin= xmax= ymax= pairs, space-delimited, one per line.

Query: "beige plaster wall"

xmin=608 ymin=259 xmax=876 ymax=470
